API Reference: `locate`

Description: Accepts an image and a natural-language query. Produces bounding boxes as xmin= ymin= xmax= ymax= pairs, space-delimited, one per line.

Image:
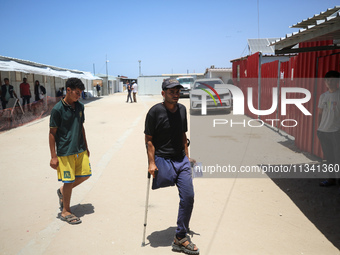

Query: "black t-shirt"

xmin=144 ymin=102 xmax=188 ymax=159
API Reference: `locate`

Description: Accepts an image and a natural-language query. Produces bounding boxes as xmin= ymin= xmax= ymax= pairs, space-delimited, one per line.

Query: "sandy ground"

xmin=0 ymin=93 xmax=339 ymax=255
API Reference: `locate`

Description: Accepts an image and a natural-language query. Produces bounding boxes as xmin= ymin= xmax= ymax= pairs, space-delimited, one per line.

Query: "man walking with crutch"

xmin=144 ymin=78 xmax=199 ymax=254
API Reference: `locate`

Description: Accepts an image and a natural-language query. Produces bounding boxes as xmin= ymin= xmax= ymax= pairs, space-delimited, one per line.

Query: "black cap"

xmin=162 ymin=78 xmax=184 ymax=90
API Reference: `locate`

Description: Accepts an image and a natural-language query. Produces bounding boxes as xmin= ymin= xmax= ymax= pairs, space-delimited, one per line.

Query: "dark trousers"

xmin=126 ymin=91 xmax=132 ymax=102
xmin=1 ymin=100 xmax=6 ymax=110
xmin=153 ymin=156 xmax=194 ymax=237
xmin=22 ymin=95 xmax=30 ymax=106
xmin=317 ymin=130 xmax=340 ymax=179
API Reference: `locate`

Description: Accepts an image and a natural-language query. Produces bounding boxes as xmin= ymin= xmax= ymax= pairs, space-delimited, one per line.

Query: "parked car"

xmin=177 ymin=76 xmax=194 ymax=97
xmin=190 ymin=78 xmax=231 ymax=115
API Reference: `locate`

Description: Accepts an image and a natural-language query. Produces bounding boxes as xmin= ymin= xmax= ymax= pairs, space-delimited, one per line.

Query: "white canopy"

xmin=0 ymin=56 xmax=102 ymax=80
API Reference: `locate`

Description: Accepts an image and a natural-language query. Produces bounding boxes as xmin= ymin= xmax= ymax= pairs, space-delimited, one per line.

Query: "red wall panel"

xmin=231 ymin=41 xmax=340 ymax=160
xmin=260 ymin=61 xmax=279 ymax=125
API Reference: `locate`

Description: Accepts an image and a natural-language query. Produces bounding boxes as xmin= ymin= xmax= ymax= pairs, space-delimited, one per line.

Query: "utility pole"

xmin=138 ymin=60 xmax=141 ymax=77
xmin=257 ymin=0 xmax=260 ymax=38
xmin=106 ymin=55 xmax=109 ymax=95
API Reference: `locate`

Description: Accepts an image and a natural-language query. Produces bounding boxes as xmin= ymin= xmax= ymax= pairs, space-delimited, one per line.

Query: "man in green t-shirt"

xmin=49 ymin=78 xmax=91 ymax=224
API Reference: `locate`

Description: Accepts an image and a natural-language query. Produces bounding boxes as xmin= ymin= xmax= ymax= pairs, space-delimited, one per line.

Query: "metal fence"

xmin=0 ymin=96 xmax=60 ymax=132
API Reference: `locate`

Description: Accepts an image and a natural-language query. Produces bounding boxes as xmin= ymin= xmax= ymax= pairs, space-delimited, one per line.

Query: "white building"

xmin=204 ymin=66 xmax=233 ymax=83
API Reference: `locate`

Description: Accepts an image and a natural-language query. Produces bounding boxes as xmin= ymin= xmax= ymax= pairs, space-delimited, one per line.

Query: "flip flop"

xmin=60 ymin=214 xmax=82 ymax=225
xmin=57 ymin=189 xmax=63 ymax=209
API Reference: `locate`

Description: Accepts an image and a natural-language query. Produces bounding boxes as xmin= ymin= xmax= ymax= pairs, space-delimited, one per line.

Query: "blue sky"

xmin=1 ymin=0 xmax=339 ymax=78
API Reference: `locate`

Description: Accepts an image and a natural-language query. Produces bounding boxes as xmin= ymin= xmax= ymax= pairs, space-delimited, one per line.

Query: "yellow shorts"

xmin=57 ymin=150 xmax=92 ymax=183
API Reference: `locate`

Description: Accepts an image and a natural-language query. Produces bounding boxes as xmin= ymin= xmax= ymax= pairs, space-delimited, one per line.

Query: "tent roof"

xmin=0 ymin=56 xmax=102 ymax=80
xmin=270 ymin=6 xmax=340 ymax=53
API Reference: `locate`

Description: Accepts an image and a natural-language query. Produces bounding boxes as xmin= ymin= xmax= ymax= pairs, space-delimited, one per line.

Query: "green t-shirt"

xmin=50 ymin=99 xmax=86 ymax=156
xmin=5 ymin=85 xmax=11 ymax=101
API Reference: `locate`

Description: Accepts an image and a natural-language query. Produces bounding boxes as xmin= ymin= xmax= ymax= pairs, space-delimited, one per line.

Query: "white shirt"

xmin=318 ymin=89 xmax=340 ymax=132
xmin=132 ymin=84 xmax=138 ymax=93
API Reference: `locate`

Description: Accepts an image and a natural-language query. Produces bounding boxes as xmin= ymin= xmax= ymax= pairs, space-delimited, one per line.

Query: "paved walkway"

xmin=0 ymin=93 xmax=339 ymax=255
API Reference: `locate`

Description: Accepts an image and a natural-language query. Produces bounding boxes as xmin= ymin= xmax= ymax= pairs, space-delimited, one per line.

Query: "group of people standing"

xmin=126 ymin=80 xmax=138 ymax=103
xmin=0 ymin=77 xmax=46 ymax=111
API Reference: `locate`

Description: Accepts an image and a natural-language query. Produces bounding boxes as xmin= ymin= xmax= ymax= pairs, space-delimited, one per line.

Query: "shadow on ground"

xmin=257 ymin=125 xmax=340 ymax=248
xmin=147 ymin=227 xmax=177 ymax=247
xmin=146 ymin=227 xmax=200 ymax=248
xmin=57 ymin=203 xmax=95 ymax=219
xmin=272 ymin=178 xmax=340 ymax=249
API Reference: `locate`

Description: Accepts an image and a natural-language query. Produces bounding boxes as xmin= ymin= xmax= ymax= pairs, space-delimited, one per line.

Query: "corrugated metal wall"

xmin=232 ymin=53 xmax=260 ymax=119
xmin=260 ymin=60 xmax=278 ymax=125
xmin=232 ymin=41 xmax=340 ymax=159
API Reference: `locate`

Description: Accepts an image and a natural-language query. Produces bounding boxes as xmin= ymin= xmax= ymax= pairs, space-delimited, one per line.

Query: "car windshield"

xmin=194 ymin=80 xmax=222 ymax=89
xmin=177 ymin=78 xmax=194 ymax=84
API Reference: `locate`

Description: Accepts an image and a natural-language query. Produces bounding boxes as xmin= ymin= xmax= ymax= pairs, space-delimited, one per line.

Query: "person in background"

xmin=20 ymin=77 xmax=31 ymax=111
xmin=1 ymin=78 xmax=17 ymax=110
xmin=34 ymin=80 xmax=46 ymax=102
xmin=317 ymin=70 xmax=340 ymax=187
xmin=96 ymin=83 xmax=101 ymax=97
xmin=132 ymin=81 xmax=138 ymax=103
xmin=126 ymin=81 xmax=132 ymax=103
xmin=56 ymin=88 xmax=63 ymax=98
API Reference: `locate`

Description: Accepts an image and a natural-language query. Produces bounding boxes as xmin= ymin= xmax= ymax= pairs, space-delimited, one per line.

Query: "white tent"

xmin=0 ymin=56 xmax=101 ymax=80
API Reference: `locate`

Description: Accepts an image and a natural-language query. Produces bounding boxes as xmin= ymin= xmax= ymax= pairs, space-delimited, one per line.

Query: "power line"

xmin=257 ymin=0 xmax=260 ymax=38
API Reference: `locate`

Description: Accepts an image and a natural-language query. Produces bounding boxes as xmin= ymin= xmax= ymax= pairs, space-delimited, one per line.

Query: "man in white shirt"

xmin=317 ymin=70 xmax=340 ymax=187
xmin=132 ymin=81 xmax=138 ymax=103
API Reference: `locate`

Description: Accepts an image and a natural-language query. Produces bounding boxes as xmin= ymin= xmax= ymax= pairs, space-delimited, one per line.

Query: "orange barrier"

xmin=0 ymin=96 xmax=61 ymax=132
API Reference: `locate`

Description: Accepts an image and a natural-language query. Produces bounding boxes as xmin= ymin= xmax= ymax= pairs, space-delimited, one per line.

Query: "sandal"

xmin=172 ymin=236 xmax=199 ymax=254
xmin=319 ymin=180 xmax=336 ymax=187
xmin=57 ymin=189 xmax=63 ymax=209
xmin=60 ymin=214 xmax=82 ymax=225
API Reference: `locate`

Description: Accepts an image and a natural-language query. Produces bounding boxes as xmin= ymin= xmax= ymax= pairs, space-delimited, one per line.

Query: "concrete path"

xmin=0 ymin=93 xmax=339 ymax=255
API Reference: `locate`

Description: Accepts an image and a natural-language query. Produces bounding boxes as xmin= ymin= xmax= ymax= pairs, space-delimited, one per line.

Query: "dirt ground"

xmin=0 ymin=93 xmax=339 ymax=255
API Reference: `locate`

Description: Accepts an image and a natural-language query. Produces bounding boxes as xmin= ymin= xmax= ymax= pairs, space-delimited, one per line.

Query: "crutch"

xmin=141 ymin=171 xmax=151 ymax=247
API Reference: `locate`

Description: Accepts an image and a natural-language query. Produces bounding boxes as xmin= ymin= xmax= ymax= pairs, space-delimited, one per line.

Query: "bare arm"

xmin=82 ymin=126 xmax=90 ymax=157
xmin=318 ymin=108 xmax=323 ymax=128
xmin=183 ymin=133 xmax=189 ymax=158
xmin=49 ymin=128 xmax=59 ymax=169
xmin=183 ymin=133 xmax=195 ymax=163
xmin=145 ymin=134 xmax=158 ymax=178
